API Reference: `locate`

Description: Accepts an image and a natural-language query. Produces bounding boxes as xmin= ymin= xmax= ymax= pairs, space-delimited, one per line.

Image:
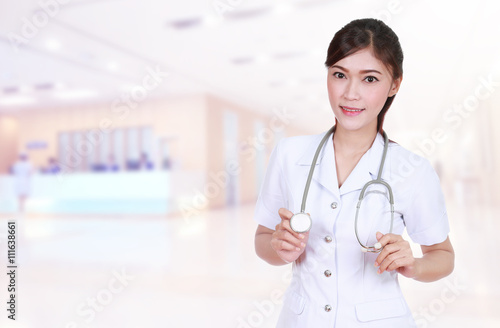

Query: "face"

xmin=327 ymin=47 xmax=401 ymax=133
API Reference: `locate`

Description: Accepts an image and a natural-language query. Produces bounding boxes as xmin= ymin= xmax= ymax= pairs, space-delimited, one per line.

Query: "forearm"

xmin=413 ymin=249 xmax=454 ymax=282
xmin=255 ymin=232 xmax=289 ymax=266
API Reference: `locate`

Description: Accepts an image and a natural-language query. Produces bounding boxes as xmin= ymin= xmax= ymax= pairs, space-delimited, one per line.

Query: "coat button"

xmin=325 ymin=304 xmax=332 ymax=312
xmin=330 ymin=202 xmax=338 ymax=209
xmin=324 ymin=235 xmax=332 ymax=243
xmin=324 ymin=270 xmax=332 ymax=277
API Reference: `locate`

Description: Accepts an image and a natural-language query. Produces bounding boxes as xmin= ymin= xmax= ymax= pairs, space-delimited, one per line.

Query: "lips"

xmin=341 ymin=106 xmax=364 ymax=112
xmin=340 ymin=106 xmax=365 ymax=116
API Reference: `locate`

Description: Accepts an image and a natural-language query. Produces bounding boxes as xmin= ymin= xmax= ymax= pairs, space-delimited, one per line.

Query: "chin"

xmin=335 ymin=120 xmax=375 ymax=133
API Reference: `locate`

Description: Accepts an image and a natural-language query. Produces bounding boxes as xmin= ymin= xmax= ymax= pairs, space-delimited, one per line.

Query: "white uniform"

xmin=254 ymin=130 xmax=450 ymax=327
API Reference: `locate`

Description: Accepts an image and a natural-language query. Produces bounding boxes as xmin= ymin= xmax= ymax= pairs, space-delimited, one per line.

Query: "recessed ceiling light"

xmin=296 ymin=0 xmax=332 ymax=9
xmin=274 ymin=51 xmax=304 ymax=60
xmin=231 ymin=57 xmax=254 ymax=65
xmin=168 ymin=17 xmax=203 ymax=29
xmin=3 ymin=86 xmax=19 ymax=94
xmin=107 ymin=62 xmax=119 ymax=71
xmin=34 ymin=83 xmax=54 ymax=91
xmin=45 ymin=39 xmax=61 ymax=52
xmin=224 ymin=7 xmax=270 ymax=20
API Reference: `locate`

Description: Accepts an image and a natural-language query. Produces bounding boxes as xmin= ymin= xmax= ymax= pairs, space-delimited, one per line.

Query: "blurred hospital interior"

xmin=0 ymin=0 xmax=499 ymax=327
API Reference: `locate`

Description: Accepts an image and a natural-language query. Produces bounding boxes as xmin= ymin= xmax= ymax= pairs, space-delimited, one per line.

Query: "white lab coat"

xmin=254 ymin=130 xmax=450 ymax=327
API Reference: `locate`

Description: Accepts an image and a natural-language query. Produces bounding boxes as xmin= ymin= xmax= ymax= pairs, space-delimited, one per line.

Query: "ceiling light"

xmin=224 ymin=7 xmax=270 ymax=20
xmin=34 ymin=83 xmax=54 ymax=91
xmin=107 ymin=62 xmax=119 ymax=71
xmin=274 ymin=51 xmax=304 ymax=60
xmin=3 ymin=86 xmax=19 ymax=94
xmin=168 ymin=17 xmax=203 ymax=29
xmin=45 ymin=39 xmax=61 ymax=52
xmin=231 ymin=57 xmax=254 ymax=65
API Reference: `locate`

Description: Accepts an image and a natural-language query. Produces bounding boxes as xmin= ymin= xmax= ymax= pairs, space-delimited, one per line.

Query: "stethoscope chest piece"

xmin=290 ymin=212 xmax=312 ymax=233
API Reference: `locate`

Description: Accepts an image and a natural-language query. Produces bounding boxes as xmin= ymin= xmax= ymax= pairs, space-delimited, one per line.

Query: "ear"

xmin=388 ymin=76 xmax=402 ymax=97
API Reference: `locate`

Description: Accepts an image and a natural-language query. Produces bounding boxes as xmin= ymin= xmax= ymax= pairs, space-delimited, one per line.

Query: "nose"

xmin=343 ymin=80 xmax=360 ymax=101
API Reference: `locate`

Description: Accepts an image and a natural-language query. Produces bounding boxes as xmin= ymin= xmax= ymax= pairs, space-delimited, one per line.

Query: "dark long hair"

xmin=324 ymin=18 xmax=404 ymax=133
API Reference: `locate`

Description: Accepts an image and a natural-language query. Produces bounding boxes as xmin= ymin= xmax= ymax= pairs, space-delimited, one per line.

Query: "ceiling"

xmin=1 ymin=0 xmax=499 ymax=135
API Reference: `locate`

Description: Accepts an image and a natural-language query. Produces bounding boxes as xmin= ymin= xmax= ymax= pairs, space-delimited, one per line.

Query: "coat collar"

xmin=296 ymin=130 xmax=391 ymax=197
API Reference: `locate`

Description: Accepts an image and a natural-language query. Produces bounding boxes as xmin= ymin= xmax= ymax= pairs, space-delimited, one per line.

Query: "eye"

xmin=333 ymin=72 xmax=345 ymax=79
xmin=364 ymin=76 xmax=378 ymax=83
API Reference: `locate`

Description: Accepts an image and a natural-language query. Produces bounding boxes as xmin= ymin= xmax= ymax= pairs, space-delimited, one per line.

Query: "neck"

xmin=333 ymin=125 xmax=378 ymax=156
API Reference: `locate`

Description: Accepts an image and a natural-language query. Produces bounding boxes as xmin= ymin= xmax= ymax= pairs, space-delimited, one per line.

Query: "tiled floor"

xmin=0 ymin=199 xmax=498 ymax=327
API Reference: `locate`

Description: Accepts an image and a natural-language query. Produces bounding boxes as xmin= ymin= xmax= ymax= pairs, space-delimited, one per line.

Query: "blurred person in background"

xmin=11 ymin=152 xmax=34 ymax=212
xmin=44 ymin=157 xmax=61 ymax=174
xmin=139 ymin=152 xmax=154 ymax=170
xmin=162 ymin=156 xmax=172 ymax=170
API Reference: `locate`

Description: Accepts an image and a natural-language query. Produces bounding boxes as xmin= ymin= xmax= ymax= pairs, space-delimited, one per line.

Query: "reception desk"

xmin=0 ymin=170 xmax=204 ymax=215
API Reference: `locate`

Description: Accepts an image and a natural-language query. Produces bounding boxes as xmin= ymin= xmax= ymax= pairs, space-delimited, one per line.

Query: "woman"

xmin=254 ymin=18 xmax=454 ymax=327
xmin=12 ymin=152 xmax=34 ymax=213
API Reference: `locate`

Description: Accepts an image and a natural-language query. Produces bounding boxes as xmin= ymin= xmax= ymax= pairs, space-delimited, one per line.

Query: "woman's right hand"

xmin=271 ymin=208 xmax=310 ymax=263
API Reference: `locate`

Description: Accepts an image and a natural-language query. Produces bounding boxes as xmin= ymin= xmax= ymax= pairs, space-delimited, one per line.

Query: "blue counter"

xmin=0 ymin=171 xmax=176 ymax=214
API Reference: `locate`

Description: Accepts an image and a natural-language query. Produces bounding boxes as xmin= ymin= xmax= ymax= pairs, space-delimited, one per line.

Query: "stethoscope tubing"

xmin=299 ymin=125 xmax=336 ymax=214
xmin=296 ymin=126 xmax=394 ymax=253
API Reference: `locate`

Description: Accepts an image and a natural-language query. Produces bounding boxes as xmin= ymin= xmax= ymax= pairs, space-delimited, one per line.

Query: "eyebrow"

xmin=331 ymin=65 xmax=382 ymax=75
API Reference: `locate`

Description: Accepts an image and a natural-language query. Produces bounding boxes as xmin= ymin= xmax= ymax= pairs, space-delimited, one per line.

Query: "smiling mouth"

xmin=340 ymin=106 xmax=364 ymax=112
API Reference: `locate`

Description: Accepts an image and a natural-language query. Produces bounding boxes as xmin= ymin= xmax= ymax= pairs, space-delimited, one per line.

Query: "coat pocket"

xmin=355 ymin=297 xmax=407 ymax=322
xmin=283 ymin=290 xmax=306 ymax=315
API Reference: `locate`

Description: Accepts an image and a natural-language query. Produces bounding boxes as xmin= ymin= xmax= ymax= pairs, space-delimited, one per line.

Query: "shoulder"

xmin=274 ymin=132 xmax=324 ymax=163
xmin=387 ymin=141 xmax=438 ymax=185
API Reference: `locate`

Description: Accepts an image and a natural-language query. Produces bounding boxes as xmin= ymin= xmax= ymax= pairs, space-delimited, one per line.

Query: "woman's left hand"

xmin=374 ymin=232 xmax=417 ymax=278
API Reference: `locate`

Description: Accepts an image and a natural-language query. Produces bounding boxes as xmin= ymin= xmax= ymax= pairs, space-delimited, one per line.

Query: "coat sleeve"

xmin=254 ymin=139 xmax=289 ymax=231
xmin=403 ymin=158 xmax=450 ymax=246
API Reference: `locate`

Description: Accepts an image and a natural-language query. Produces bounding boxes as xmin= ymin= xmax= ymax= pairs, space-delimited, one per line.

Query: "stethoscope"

xmin=289 ymin=126 xmax=395 ymax=253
